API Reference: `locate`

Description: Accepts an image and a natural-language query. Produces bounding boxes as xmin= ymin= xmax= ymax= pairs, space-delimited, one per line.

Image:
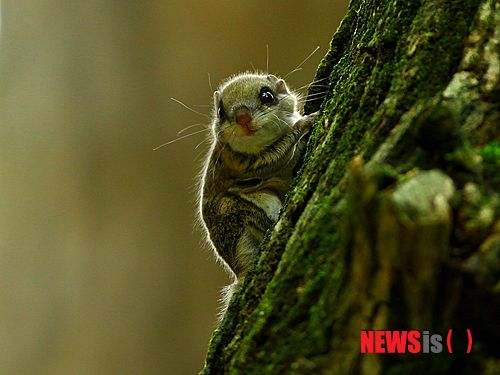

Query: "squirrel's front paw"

xmin=295 ymin=111 xmax=319 ymax=131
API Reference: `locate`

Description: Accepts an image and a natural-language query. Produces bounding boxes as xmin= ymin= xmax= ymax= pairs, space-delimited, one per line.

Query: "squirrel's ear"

xmin=213 ymin=91 xmax=221 ymax=107
xmin=275 ymin=79 xmax=288 ymax=95
xmin=267 ymin=74 xmax=288 ymax=95
xmin=267 ymin=74 xmax=279 ymax=83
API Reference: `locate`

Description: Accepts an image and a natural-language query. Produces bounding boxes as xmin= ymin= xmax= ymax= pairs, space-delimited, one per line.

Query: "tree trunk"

xmin=201 ymin=0 xmax=499 ymax=374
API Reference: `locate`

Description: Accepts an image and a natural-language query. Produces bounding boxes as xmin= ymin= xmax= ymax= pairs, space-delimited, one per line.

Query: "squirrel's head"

xmin=212 ymin=73 xmax=301 ymax=154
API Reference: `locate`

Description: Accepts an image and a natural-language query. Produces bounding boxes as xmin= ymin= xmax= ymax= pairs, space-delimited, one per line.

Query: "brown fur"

xmin=201 ymin=114 xmax=315 ymax=276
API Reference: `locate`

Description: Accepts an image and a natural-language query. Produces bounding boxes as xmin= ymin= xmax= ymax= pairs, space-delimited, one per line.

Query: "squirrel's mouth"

xmin=239 ymin=122 xmax=258 ymax=136
xmin=234 ymin=107 xmax=258 ymax=135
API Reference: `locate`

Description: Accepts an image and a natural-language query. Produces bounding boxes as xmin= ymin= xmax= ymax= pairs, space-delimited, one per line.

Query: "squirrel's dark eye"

xmin=217 ymin=101 xmax=226 ymax=120
xmin=259 ymin=87 xmax=275 ymax=105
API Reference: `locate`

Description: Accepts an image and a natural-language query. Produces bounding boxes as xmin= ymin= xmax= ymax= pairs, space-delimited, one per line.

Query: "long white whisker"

xmin=153 ymin=128 xmax=209 ymax=150
xmin=298 ymin=91 xmax=329 ymax=102
xmin=170 ymin=97 xmax=210 ymax=118
xmin=295 ymin=77 xmax=330 ymax=91
xmin=195 ymin=137 xmax=211 ymax=150
xmin=208 ymin=73 xmax=213 ymax=92
xmin=177 ymin=123 xmax=207 ymax=135
xmin=284 ymin=68 xmax=302 ymax=78
xmin=299 ymin=96 xmax=328 ymax=104
xmin=196 ymin=127 xmax=222 ymax=150
xmin=271 ymin=114 xmax=291 ymax=129
xmin=302 ymin=90 xmax=329 ymax=98
xmin=284 ymin=46 xmax=320 ymax=79
xmin=295 ymin=83 xmax=329 ymax=92
xmin=266 ymin=44 xmax=269 ymax=73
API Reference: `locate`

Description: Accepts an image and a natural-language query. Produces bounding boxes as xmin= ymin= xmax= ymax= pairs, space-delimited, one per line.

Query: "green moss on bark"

xmin=202 ymin=1 xmax=499 ymax=374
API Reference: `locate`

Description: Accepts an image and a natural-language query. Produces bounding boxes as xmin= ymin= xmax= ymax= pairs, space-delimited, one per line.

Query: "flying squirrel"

xmin=199 ymin=72 xmax=318 ymax=305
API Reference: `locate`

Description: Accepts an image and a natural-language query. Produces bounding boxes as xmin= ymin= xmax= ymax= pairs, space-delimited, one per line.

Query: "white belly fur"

xmin=240 ymin=192 xmax=282 ymax=222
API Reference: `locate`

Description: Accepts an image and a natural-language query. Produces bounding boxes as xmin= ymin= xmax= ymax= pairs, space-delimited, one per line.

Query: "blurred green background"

xmin=0 ymin=1 xmax=348 ymax=374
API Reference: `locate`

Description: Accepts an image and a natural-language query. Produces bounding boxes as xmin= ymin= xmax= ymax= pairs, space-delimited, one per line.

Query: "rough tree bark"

xmin=201 ymin=0 xmax=499 ymax=374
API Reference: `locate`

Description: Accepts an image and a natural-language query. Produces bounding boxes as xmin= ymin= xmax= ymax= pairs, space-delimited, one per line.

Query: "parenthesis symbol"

xmin=447 ymin=328 xmax=453 ymax=353
xmin=466 ymin=329 xmax=472 ymax=353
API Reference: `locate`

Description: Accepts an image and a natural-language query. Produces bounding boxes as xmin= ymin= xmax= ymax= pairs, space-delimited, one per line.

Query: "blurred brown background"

xmin=0 ymin=1 xmax=348 ymax=374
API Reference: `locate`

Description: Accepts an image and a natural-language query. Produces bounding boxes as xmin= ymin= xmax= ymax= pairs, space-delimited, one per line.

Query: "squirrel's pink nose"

xmin=236 ymin=112 xmax=252 ymax=126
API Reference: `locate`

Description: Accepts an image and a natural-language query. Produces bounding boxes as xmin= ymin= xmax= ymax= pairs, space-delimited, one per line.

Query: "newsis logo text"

xmin=360 ymin=329 xmax=473 ymax=354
